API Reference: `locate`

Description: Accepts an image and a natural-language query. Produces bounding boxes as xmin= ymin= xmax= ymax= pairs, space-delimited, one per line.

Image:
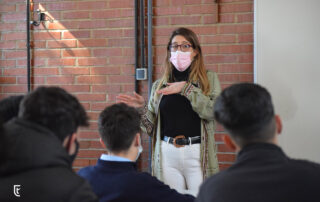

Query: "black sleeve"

xmin=68 ymin=180 xmax=99 ymax=202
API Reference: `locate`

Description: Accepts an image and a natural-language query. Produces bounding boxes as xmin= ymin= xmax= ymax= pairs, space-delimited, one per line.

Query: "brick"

xmin=60 ymin=67 xmax=89 ymax=75
xmin=219 ymin=64 xmax=253 ymax=73
xmin=2 ymin=85 xmax=27 ymax=93
xmin=201 ymin=35 xmax=236 ymax=44
xmin=60 ymin=85 xmax=90 ymax=93
xmin=90 ymin=67 xmax=121 ymax=75
xmin=214 ymin=133 xmax=226 ymax=142
xmin=202 ymin=46 xmax=219 ymax=54
xmin=62 ymin=49 xmax=91 ymax=57
xmin=171 ymin=16 xmax=201 ymax=25
xmin=63 ymin=11 xmax=89 ymax=19
xmin=219 ymin=24 xmax=253 ymax=34
xmin=76 ymin=94 xmax=106 ymax=102
xmin=219 ymin=163 xmax=232 ymax=171
xmin=123 ymin=29 xmax=134 ymax=37
xmin=154 ymin=27 xmax=176 ymax=36
xmin=122 ymin=48 xmax=134 ymax=56
xmin=109 ymin=57 xmax=134 ymax=65
xmin=205 ymin=55 xmax=237 ymax=63
xmin=48 ymin=21 xmax=79 ymax=30
xmin=33 ymin=32 xmax=61 ymax=40
xmin=18 ymin=77 xmax=45 ymax=85
xmin=154 ymin=7 xmax=183 ymax=16
xmin=48 ymin=58 xmax=75 ymax=66
xmin=2 ymin=13 xmax=25 ymax=21
xmin=121 ymin=66 xmax=135 ymax=75
xmin=219 ymin=45 xmax=253 ymax=54
xmin=79 ymin=20 xmax=107 ymax=29
xmin=218 ymin=74 xmax=240 ymax=82
xmin=77 ymin=150 xmax=104 ymax=158
xmin=217 ymin=153 xmax=236 ymax=162
xmin=91 ymin=10 xmax=121 ymax=19
xmin=121 ymin=84 xmax=135 ymax=93
xmin=78 ymin=39 xmax=107 ymax=47
xmin=92 ymin=85 xmax=121 ymax=93
xmin=47 ymin=40 xmax=77 ymax=48
xmin=78 ymin=131 xmax=100 ymax=139
xmin=47 ymin=76 xmax=74 ymax=84
xmin=171 ymin=0 xmax=202 ymax=6
xmin=93 ymin=30 xmax=123 ymax=38
xmin=153 ymin=0 xmax=170 ymax=7
xmin=46 ymin=2 xmax=78 ymax=11
xmin=0 ymin=23 xmax=16 ymax=31
xmin=63 ymin=31 xmax=90 ymax=39
xmin=238 ymin=34 xmax=253 ymax=43
xmin=237 ymin=13 xmax=253 ymax=23
xmin=218 ymin=14 xmax=236 ymax=23
xmin=108 ymin=75 xmax=134 ymax=83
xmin=33 ymin=68 xmax=59 ymax=75
xmin=108 ymin=19 xmax=134 ymax=28
xmin=203 ymin=15 xmax=220 ymax=24
xmin=78 ymin=58 xmax=107 ymax=66
xmin=35 ymin=50 xmax=61 ymax=58
xmin=18 ymin=59 xmax=45 ymax=67
xmin=0 ymin=5 xmax=15 ymax=12
xmin=77 ymin=76 xmax=106 ymax=84
xmin=183 ymin=5 xmax=216 ymax=14
xmin=218 ymin=143 xmax=235 ymax=152
xmin=4 ymin=51 xmax=27 ymax=59
xmin=93 ymin=48 xmax=122 ymax=57
xmin=239 ymin=73 xmax=253 ymax=82
xmin=153 ymin=17 xmax=170 ymax=26
xmin=121 ymin=9 xmax=134 ymax=17
xmin=0 ymin=60 xmax=15 ymax=67
xmin=238 ymin=54 xmax=253 ymax=63
xmin=2 ymin=32 xmax=26 ymax=40
xmin=109 ymin=0 xmax=134 ymax=8
xmin=153 ymin=37 xmax=169 ymax=46
xmin=0 ymin=41 xmax=16 ymax=49
xmin=91 ymin=102 xmax=109 ymax=111
xmin=78 ymin=1 xmax=107 ymax=10
xmin=108 ymin=38 xmax=134 ymax=47
xmin=0 ymin=77 xmax=16 ymax=84
xmin=220 ymin=3 xmax=253 ymax=13
xmin=189 ymin=26 xmax=218 ymax=35
xmin=73 ymin=159 xmax=90 ymax=167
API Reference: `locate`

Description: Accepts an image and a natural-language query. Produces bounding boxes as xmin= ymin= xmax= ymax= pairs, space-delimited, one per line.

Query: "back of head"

xmin=98 ymin=103 xmax=141 ymax=153
xmin=19 ymin=86 xmax=89 ymax=141
xmin=214 ymin=83 xmax=275 ymax=147
xmin=0 ymin=95 xmax=24 ymax=123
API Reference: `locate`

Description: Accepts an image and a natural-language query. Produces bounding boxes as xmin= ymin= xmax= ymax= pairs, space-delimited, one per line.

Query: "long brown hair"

xmin=156 ymin=27 xmax=210 ymax=95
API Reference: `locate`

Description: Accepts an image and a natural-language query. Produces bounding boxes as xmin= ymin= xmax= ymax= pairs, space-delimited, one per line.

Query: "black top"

xmin=196 ymin=143 xmax=320 ymax=202
xmin=0 ymin=118 xmax=98 ymax=202
xmin=78 ymin=159 xmax=195 ymax=202
xmin=160 ymin=67 xmax=201 ymax=138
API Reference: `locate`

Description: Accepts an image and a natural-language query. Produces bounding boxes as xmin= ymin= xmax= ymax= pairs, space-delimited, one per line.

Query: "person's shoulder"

xmin=205 ymin=70 xmax=218 ymax=79
xmin=289 ymin=158 xmax=320 ymax=173
xmin=78 ymin=166 xmax=96 ymax=178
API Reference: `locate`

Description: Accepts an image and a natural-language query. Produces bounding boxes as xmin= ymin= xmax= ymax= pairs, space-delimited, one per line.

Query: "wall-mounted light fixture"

xmin=30 ymin=9 xmax=46 ymax=26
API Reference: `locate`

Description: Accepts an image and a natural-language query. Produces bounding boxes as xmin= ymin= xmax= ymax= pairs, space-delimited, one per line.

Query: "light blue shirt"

xmin=100 ymin=154 xmax=132 ymax=162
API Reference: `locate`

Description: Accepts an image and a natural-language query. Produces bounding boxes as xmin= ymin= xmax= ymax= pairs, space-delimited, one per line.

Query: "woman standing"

xmin=117 ymin=27 xmax=221 ymax=196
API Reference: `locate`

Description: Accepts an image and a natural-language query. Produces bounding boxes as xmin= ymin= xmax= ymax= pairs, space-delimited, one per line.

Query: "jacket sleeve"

xmin=180 ymin=71 xmax=221 ymax=121
xmin=140 ymin=80 xmax=159 ymax=136
xmin=68 ymin=180 xmax=99 ymax=202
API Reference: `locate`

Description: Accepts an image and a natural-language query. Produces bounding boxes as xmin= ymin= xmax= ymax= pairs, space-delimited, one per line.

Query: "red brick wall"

xmin=0 ymin=0 xmax=253 ymax=171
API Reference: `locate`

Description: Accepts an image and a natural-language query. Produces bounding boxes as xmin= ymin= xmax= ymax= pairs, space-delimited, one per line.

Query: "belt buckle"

xmin=173 ymin=135 xmax=185 ymax=148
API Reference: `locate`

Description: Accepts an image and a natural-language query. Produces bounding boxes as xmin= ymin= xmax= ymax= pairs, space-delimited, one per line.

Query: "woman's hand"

xmin=156 ymin=81 xmax=186 ymax=95
xmin=116 ymin=92 xmax=145 ymax=108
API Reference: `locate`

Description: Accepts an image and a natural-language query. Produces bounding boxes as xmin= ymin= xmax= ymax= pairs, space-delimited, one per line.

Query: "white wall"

xmin=255 ymin=0 xmax=320 ymax=162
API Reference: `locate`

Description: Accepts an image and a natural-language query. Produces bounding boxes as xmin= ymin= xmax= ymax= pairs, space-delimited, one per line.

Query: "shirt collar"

xmin=100 ymin=154 xmax=132 ymax=162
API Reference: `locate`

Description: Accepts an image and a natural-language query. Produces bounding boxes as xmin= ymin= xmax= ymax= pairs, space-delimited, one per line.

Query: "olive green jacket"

xmin=141 ymin=71 xmax=221 ymax=181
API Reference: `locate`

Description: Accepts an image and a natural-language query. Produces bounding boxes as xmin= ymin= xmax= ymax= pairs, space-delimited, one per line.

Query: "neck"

xmin=109 ymin=148 xmax=136 ymax=162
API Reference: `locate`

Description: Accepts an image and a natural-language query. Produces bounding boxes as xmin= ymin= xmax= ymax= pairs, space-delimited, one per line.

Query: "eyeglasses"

xmin=169 ymin=44 xmax=193 ymax=52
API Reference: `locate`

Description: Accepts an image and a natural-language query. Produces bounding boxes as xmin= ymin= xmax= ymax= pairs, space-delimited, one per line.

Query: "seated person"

xmin=78 ymin=103 xmax=195 ymax=202
xmin=0 ymin=87 xmax=98 ymax=202
xmin=0 ymin=95 xmax=24 ymax=122
xmin=196 ymin=83 xmax=320 ymax=202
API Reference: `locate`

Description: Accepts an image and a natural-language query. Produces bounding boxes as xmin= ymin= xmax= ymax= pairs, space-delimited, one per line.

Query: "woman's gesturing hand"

xmin=116 ymin=92 xmax=145 ymax=108
xmin=157 ymin=81 xmax=186 ymax=95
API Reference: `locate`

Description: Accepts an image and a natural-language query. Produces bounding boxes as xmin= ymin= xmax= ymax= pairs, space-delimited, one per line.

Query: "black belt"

xmin=163 ymin=135 xmax=201 ymax=148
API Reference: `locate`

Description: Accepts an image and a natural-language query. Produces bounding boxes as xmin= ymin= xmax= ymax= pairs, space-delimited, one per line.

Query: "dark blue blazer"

xmin=196 ymin=143 xmax=320 ymax=202
xmin=78 ymin=159 xmax=195 ymax=202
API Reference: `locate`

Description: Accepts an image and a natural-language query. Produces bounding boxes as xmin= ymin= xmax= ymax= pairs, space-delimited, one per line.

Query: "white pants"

xmin=161 ymin=140 xmax=203 ymax=196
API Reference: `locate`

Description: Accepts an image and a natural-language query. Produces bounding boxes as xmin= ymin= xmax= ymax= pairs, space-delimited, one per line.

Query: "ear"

xmin=223 ymin=135 xmax=237 ymax=152
xmin=63 ymin=133 xmax=77 ymax=155
xmin=99 ymin=138 xmax=106 ymax=148
xmin=275 ymin=115 xmax=283 ymax=134
xmin=134 ymin=133 xmax=140 ymax=147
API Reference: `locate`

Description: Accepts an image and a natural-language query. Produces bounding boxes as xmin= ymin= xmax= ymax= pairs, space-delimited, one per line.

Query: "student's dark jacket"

xmin=78 ymin=159 xmax=195 ymax=202
xmin=0 ymin=118 xmax=98 ymax=202
xmin=196 ymin=143 xmax=320 ymax=202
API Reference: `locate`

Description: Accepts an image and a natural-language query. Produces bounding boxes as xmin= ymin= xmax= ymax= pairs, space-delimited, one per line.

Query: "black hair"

xmin=19 ymin=86 xmax=89 ymax=141
xmin=214 ymin=83 xmax=276 ymax=147
xmin=98 ymin=103 xmax=141 ymax=153
xmin=0 ymin=95 xmax=24 ymax=123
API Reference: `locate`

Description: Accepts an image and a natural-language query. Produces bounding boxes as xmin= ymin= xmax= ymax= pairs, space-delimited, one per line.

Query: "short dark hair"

xmin=214 ymin=83 xmax=276 ymax=147
xmin=98 ymin=103 xmax=141 ymax=153
xmin=0 ymin=95 xmax=24 ymax=123
xmin=19 ymin=86 xmax=89 ymax=141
